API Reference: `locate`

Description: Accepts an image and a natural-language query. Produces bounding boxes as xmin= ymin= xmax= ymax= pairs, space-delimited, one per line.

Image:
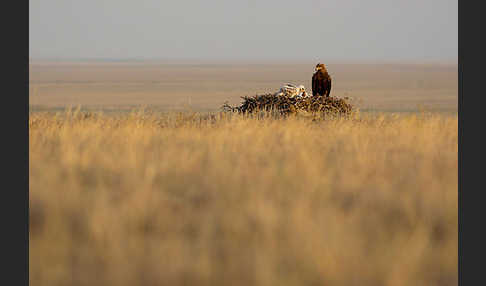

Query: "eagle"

xmin=312 ymin=63 xmax=332 ymax=97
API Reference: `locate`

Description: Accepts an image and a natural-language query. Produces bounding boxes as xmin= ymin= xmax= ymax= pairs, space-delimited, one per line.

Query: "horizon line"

xmin=29 ymin=57 xmax=458 ymax=65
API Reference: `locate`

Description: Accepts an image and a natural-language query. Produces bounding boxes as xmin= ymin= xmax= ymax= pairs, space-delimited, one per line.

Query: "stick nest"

xmin=222 ymin=94 xmax=353 ymax=115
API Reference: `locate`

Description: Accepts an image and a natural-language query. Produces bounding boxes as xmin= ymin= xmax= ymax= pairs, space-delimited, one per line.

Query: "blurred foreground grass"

xmin=29 ymin=109 xmax=457 ymax=286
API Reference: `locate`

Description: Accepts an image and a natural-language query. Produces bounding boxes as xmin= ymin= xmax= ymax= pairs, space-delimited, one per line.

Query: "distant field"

xmin=29 ymin=61 xmax=458 ymax=112
xmin=29 ymin=110 xmax=457 ymax=286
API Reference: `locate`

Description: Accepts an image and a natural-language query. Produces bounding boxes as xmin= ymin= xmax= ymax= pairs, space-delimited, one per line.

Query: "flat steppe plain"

xmin=29 ymin=61 xmax=457 ymax=112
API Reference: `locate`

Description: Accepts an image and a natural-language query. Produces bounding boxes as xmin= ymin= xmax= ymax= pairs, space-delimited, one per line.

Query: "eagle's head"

xmin=315 ymin=63 xmax=327 ymax=72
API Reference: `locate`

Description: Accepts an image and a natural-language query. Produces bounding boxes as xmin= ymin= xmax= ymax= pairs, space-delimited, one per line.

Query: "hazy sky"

xmin=29 ymin=0 xmax=457 ymax=61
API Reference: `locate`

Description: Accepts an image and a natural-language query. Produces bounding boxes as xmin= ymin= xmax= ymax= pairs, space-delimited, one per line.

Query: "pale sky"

xmin=29 ymin=0 xmax=458 ymax=61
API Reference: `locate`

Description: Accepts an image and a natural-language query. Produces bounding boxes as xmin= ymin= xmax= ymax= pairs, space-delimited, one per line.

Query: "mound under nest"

xmin=222 ymin=94 xmax=353 ymax=115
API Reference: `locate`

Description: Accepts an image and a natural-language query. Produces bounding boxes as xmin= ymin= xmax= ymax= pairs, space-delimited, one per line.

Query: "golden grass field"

xmin=29 ymin=108 xmax=457 ymax=286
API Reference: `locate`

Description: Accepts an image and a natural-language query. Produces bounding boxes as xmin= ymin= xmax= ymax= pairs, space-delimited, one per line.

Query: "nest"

xmin=222 ymin=94 xmax=353 ymax=116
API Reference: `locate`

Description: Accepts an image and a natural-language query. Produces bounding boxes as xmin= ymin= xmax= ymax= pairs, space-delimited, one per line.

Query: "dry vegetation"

xmin=29 ymin=108 xmax=457 ymax=286
xmin=222 ymin=94 xmax=353 ymax=115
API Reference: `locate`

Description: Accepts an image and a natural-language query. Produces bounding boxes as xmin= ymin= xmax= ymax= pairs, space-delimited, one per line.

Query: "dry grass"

xmin=29 ymin=109 xmax=457 ymax=286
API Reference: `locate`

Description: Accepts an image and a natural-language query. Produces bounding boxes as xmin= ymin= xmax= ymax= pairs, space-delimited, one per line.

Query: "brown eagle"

xmin=312 ymin=63 xmax=332 ymax=97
